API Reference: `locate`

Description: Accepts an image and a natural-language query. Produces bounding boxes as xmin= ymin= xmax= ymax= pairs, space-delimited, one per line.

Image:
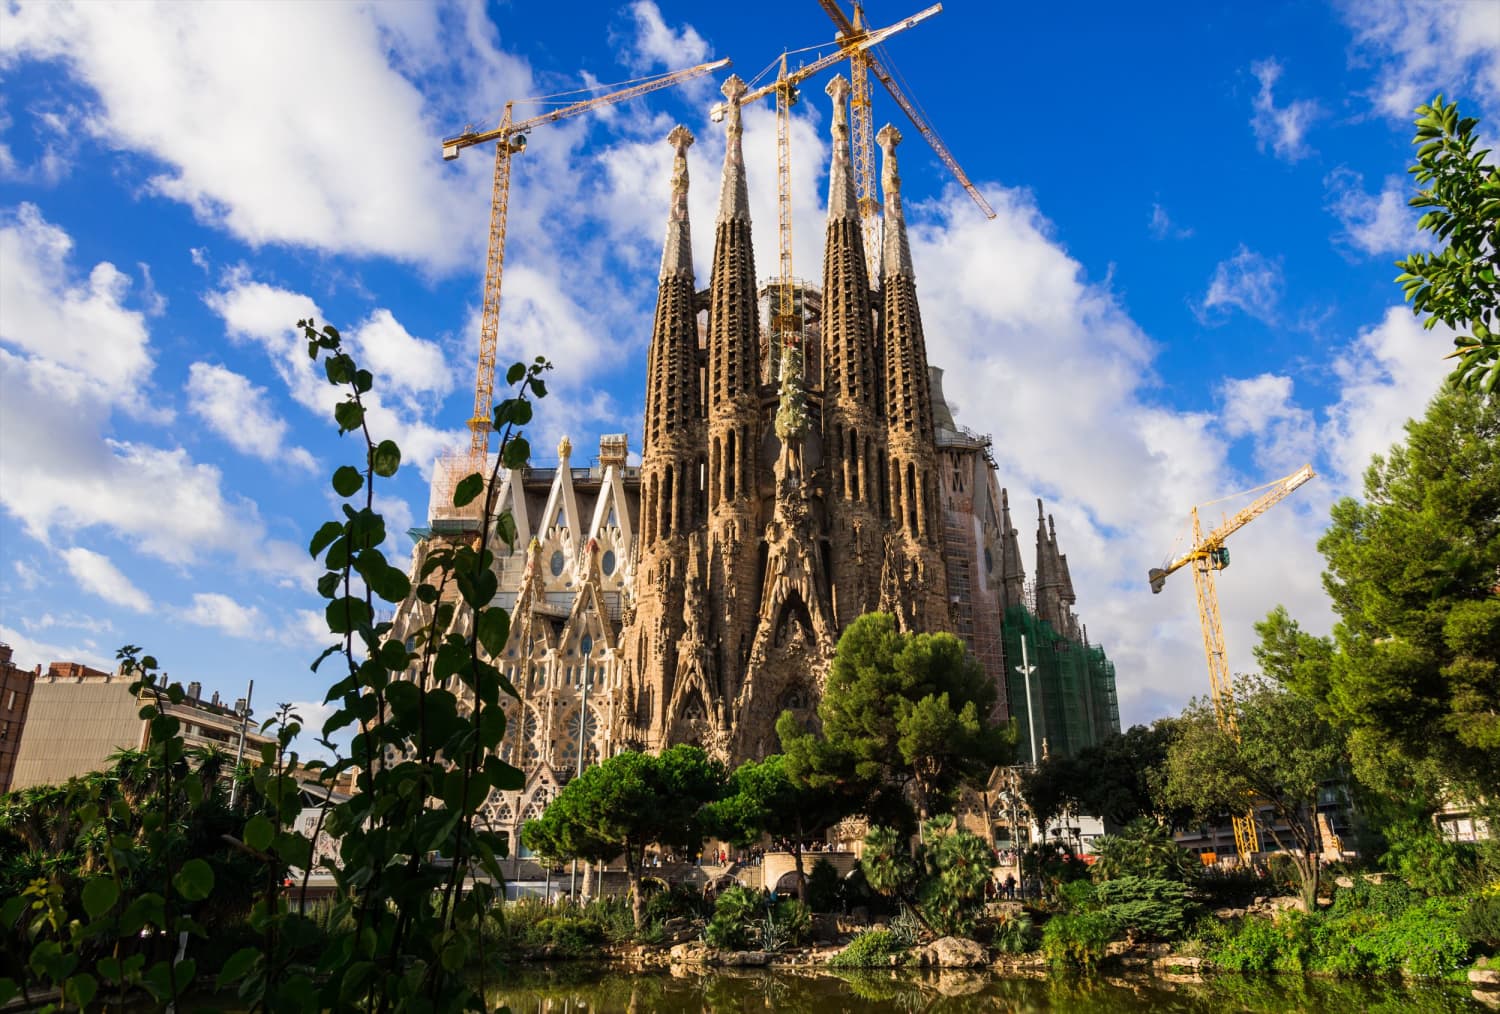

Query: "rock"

xmin=1213 ymin=907 xmax=1246 ymax=920
xmin=721 ymin=950 xmax=770 ymax=967
xmin=669 ymin=941 xmax=714 ymax=965
xmin=1474 ymin=990 xmax=1500 ymax=1009
xmin=1154 ymin=955 xmax=1203 ymax=971
xmin=917 ymin=936 xmax=988 ymax=968
xmin=1269 ymin=896 xmax=1306 ymax=917
xmin=1471 ymin=967 xmax=1500 ymax=987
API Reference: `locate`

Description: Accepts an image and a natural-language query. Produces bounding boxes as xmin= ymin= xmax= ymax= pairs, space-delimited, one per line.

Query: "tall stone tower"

xmin=875 ymin=125 xmax=948 ymax=632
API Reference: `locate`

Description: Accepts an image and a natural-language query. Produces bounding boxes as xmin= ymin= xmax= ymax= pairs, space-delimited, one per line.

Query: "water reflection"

xmin=485 ymin=966 xmax=1485 ymax=1013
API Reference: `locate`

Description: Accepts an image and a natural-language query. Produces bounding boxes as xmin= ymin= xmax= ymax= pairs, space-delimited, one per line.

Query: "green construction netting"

xmin=1001 ymin=604 xmax=1120 ymax=761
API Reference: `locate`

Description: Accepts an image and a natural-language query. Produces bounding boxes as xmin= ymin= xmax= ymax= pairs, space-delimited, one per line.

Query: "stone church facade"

xmin=391 ymin=75 xmax=1118 ymax=843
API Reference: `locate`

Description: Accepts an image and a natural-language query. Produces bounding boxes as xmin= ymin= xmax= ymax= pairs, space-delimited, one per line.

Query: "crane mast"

xmin=1149 ymin=463 xmax=1315 ymax=865
xmin=442 ymin=57 xmax=731 ymax=473
xmin=817 ymin=1 xmax=995 ymax=275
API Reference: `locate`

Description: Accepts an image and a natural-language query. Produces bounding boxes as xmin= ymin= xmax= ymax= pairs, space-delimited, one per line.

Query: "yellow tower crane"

xmin=713 ymin=5 xmax=942 ymax=357
xmin=441 ymin=57 xmax=730 ymax=476
xmin=1149 ymin=463 xmax=1316 ymax=865
xmin=816 ymin=1 xmax=997 ymax=275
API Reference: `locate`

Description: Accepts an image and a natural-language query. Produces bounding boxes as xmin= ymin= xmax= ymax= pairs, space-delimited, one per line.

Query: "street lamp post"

xmin=1016 ymin=635 xmax=1039 ymax=766
xmin=228 ymin=678 xmax=254 ymax=808
xmin=570 ymin=654 xmax=590 ymax=901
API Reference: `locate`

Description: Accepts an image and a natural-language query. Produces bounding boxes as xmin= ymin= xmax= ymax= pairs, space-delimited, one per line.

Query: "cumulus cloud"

xmin=1323 ymin=306 xmax=1453 ymax=491
xmin=1250 ymin=58 xmax=1321 ymax=162
xmin=59 ymin=547 xmax=152 ymax=613
xmin=615 ymin=1 xmax=711 ymax=74
xmin=205 ymin=275 xmax=463 ymax=477
xmin=1219 ymin=374 xmax=1316 ymax=475
xmin=1324 ymin=169 xmax=1423 ymax=258
xmin=350 ymin=309 xmax=454 ymax=407
xmin=1198 ymin=245 xmax=1284 ymax=324
xmin=179 ymin=592 xmax=262 ymax=639
xmin=0 ymin=623 xmax=113 ymax=671
xmin=186 ymin=362 xmax=318 ymax=472
xmin=0 ymin=203 xmax=154 ymax=404
xmin=1338 ymin=0 xmax=1500 ymax=121
xmin=0 ymin=1 xmax=522 ymax=271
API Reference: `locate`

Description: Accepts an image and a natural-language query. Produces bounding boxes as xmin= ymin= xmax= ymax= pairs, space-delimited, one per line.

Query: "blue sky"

xmin=1 ymin=0 xmax=1495 ymax=743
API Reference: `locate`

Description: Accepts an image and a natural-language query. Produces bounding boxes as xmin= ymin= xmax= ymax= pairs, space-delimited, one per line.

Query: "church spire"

xmin=826 ymin=75 xmax=859 ymax=222
xmin=716 ymin=75 xmax=750 ymax=224
xmin=878 ymin=124 xmax=914 ymax=281
xmin=998 ymin=488 xmax=1027 ymax=611
xmin=659 ymin=124 xmax=694 ymax=280
xmin=641 ymin=125 xmax=702 ymax=542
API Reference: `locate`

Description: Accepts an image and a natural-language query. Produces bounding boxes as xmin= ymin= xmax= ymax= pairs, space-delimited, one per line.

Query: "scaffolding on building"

xmin=1001 ymin=603 xmax=1119 ymax=761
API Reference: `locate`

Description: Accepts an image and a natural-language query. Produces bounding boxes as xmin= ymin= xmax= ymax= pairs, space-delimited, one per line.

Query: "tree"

xmin=1087 ymin=819 xmax=1198 ymax=884
xmin=1021 ymin=721 xmax=1185 ymax=831
xmin=1317 ymin=389 xmax=1500 ymax=800
xmin=1395 ymin=94 xmax=1500 ymax=393
xmin=708 ymin=754 xmax=850 ymax=893
xmin=520 ymin=745 xmax=724 ymax=928
xmin=1163 ymin=676 xmax=1345 ymax=909
xmin=778 ymin=613 xmax=1013 ymax=822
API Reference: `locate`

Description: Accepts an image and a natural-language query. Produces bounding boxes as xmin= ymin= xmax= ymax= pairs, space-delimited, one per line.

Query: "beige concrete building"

xmin=9 ymin=665 xmax=274 ymax=791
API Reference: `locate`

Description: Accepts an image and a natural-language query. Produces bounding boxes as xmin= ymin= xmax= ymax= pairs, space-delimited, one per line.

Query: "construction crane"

xmin=1149 ymin=463 xmax=1316 ymax=864
xmin=441 ymin=57 xmax=730 ymax=472
xmin=816 ymin=1 xmax=996 ymax=274
xmin=714 ymin=5 xmax=939 ymax=359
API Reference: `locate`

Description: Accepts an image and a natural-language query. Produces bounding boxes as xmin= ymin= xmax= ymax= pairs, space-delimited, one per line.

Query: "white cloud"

xmin=21 ymin=612 xmax=115 ymax=635
xmin=616 ymin=1 xmax=711 ymax=73
xmin=1250 ymin=58 xmax=1321 ymax=161
xmin=1322 ymin=306 xmax=1453 ymax=491
xmin=0 ymin=623 xmax=113 ymax=672
xmin=1198 ymin=245 xmax=1284 ymax=324
xmin=350 ymin=309 xmax=454 ymax=407
xmin=179 ymin=592 xmax=262 ymax=639
xmin=186 ymin=362 xmax=317 ymax=472
xmin=0 ymin=203 xmax=154 ymax=403
xmin=1338 ymin=0 xmax=1500 ymax=121
xmin=59 ymin=546 xmax=152 ymax=612
xmin=1148 ymin=202 xmax=1192 ymax=240
xmin=1324 ymin=169 xmax=1423 ymax=257
xmin=1219 ymin=373 xmax=1316 ymax=475
xmin=205 ymin=275 xmax=463 ymax=478
xmin=12 ymin=559 xmax=43 ymax=590
xmin=0 ymin=1 xmax=525 ymax=271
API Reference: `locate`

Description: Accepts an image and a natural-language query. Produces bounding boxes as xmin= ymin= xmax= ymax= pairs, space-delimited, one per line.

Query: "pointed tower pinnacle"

xmin=826 ymin=75 xmax=858 ymax=222
xmin=877 ymin=124 xmax=914 ymax=280
xmin=660 ymin=125 xmax=694 ymax=280
xmin=717 ymin=75 xmax=750 ymax=224
xmin=998 ymin=488 xmax=1027 ymax=610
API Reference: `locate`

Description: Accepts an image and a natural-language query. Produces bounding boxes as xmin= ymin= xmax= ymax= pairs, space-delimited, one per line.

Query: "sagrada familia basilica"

xmin=391 ymin=75 xmax=1119 ymax=840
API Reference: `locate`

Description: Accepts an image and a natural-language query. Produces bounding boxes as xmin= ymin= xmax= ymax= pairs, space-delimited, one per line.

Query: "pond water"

xmin=484 ymin=965 xmax=1488 ymax=1013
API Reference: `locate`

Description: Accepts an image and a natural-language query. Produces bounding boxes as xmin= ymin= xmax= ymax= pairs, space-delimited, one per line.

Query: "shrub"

xmin=888 ymin=904 xmax=923 ymax=948
xmin=1328 ymin=875 xmax=1418 ymax=920
xmin=643 ymin=881 xmax=706 ymax=926
xmin=1089 ymin=819 xmax=1199 ymax=883
xmin=1040 ymin=911 xmax=1115 ymax=970
xmin=993 ymin=910 xmax=1036 ymax=954
xmin=1208 ymin=915 xmax=1299 ymax=973
xmin=917 ymin=822 xmax=994 ymax=936
xmin=805 ymin=858 xmax=842 ymax=913
xmin=705 ymin=885 xmax=760 ymax=950
xmin=1356 ymin=896 xmax=1470 ymax=978
xmin=828 ymin=928 xmax=899 ymax=968
xmin=1460 ymin=892 xmax=1500 ymax=951
xmin=1056 ymin=878 xmax=1098 ymax=912
xmin=1094 ymin=876 xmax=1199 ymax=940
xmin=770 ymin=898 xmax=812 ymax=948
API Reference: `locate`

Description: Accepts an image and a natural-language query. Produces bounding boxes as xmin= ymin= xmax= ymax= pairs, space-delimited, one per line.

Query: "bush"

xmin=828 ymin=928 xmax=900 ymax=968
xmin=705 ymin=885 xmax=760 ymax=950
xmin=888 ymin=904 xmax=923 ymax=948
xmin=1089 ymin=819 xmax=1199 ymax=883
xmin=1207 ymin=914 xmax=1310 ymax=973
xmin=1356 ymin=896 xmax=1470 ymax=977
xmin=1040 ymin=911 xmax=1115 ymax=970
xmin=805 ymin=858 xmax=842 ymax=913
xmin=642 ymin=881 xmax=707 ymax=926
xmin=993 ymin=910 xmax=1036 ymax=954
xmin=769 ymin=898 xmax=812 ymax=948
xmin=1094 ymin=876 xmax=1199 ymax=941
xmin=1328 ymin=875 xmax=1417 ymax=921
xmin=917 ymin=822 xmax=994 ymax=936
xmin=1460 ymin=892 xmax=1500 ymax=951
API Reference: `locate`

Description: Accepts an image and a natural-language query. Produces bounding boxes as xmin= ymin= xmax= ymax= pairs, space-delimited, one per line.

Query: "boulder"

xmin=669 ymin=941 xmax=714 ymax=965
xmin=917 ymin=936 xmax=988 ymax=968
xmin=1471 ymin=966 xmax=1500 ymax=987
xmin=721 ymin=950 xmax=770 ymax=967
